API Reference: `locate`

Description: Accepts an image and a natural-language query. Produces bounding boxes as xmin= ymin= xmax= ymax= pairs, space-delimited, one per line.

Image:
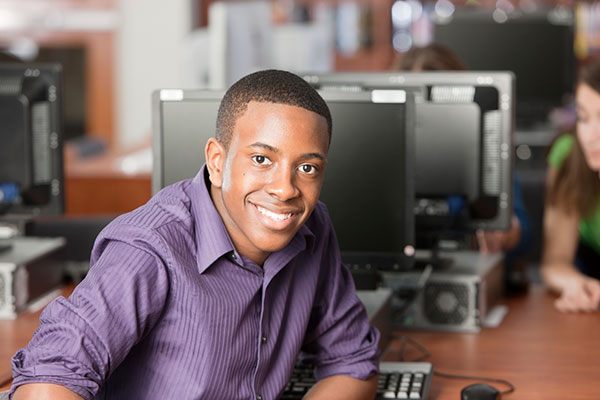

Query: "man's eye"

xmin=299 ymin=164 xmax=318 ymax=175
xmin=252 ymin=155 xmax=271 ymax=165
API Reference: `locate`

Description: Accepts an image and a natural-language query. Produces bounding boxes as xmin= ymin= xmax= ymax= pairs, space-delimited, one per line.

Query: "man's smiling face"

xmin=206 ymin=101 xmax=329 ymax=265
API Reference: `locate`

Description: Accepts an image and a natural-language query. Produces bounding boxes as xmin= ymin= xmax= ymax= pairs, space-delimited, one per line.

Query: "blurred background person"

xmin=543 ymin=57 xmax=600 ymax=313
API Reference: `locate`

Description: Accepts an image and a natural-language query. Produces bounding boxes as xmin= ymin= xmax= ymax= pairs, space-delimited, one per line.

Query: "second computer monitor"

xmin=434 ymin=9 xmax=574 ymax=127
xmin=303 ymin=71 xmax=515 ymax=233
xmin=318 ymin=89 xmax=415 ymax=270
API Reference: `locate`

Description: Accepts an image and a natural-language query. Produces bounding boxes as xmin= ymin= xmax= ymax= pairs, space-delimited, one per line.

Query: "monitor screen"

xmin=0 ymin=63 xmax=64 ymax=218
xmin=318 ymin=90 xmax=415 ymax=269
xmin=303 ymin=71 xmax=514 ymax=233
xmin=433 ymin=10 xmax=574 ymax=127
xmin=152 ymin=88 xmax=416 ymax=270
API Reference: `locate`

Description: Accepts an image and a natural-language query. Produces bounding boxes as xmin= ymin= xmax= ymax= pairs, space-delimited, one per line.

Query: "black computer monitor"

xmin=0 ymin=63 xmax=64 ymax=218
xmin=318 ymin=90 xmax=415 ymax=271
xmin=151 ymin=89 xmax=222 ymax=192
xmin=302 ymin=71 xmax=514 ymax=241
xmin=433 ymin=9 xmax=574 ymax=127
xmin=0 ymin=47 xmax=86 ymax=141
xmin=152 ymin=88 xmax=416 ymax=274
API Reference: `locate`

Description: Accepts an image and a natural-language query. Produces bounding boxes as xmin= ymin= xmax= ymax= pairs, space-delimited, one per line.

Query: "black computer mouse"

xmin=461 ymin=383 xmax=501 ymax=400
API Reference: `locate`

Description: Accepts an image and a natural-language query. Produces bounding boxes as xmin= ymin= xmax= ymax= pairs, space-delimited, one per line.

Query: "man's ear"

xmin=205 ymin=137 xmax=226 ymax=188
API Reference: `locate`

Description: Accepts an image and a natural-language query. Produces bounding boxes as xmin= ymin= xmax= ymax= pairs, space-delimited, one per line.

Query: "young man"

xmin=10 ymin=70 xmax=380 ymax=399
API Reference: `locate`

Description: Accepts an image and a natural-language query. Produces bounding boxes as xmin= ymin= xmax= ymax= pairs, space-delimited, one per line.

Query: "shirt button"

xmin=256 ymin=394 xmax=262 ymax=400
xmin=261 ymin=336 xmax=267 ymax=344
xmin=230 ymin=253 xmax=237 ymax=260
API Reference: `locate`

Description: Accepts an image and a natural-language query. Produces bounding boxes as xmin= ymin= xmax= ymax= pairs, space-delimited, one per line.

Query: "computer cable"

xmin=385 ymin=334 xmax=430 ymax=362
xmin=387 ymin=334 xmax=516 ymax=396
xmin=390 ymin=263 xmax=433 ymax=317
xmin=433 ymin=370 xmax=515 ymax=396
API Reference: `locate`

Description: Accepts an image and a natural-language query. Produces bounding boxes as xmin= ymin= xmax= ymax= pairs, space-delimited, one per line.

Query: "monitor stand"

xmin=0 ymin=240 xmax=12 ymax=253
xmin=414 ymin=226 xmax=477 ymax=270
xmin=414 ymin=247 xmax=454 ymax=271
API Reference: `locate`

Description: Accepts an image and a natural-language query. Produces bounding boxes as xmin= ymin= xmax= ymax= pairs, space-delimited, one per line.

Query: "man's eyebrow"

xmin=299 ymin=152 xmax=326 ymax=162
xmin=249 ymin=142 xmax=278 ymax=153
xmin=248 ymin=142 xmax=326 ymax=161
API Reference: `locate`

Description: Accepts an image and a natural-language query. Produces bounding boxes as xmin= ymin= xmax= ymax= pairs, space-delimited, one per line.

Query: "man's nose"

xmin=265 ymin=167 xmax=299 ymax=201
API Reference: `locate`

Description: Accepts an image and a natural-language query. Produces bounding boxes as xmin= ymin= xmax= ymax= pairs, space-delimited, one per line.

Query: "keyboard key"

xmin=284 ymin=361 xmax=432 ymax=400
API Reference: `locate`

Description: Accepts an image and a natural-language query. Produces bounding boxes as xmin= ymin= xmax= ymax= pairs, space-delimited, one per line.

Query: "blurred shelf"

xmin=64 ymin=142 xmax=151 ymax=216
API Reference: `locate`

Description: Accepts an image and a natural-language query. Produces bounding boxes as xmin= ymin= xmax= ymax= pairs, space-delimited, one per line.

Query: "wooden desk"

xmin=2 ymin=285 xmax=599 ymax=398
xmin=64 ymin=142 xmax=152 ymax=216
xmin=385 ymin=285 xmax=600 ymax=399
xmin=0 ymin=286 xmax=72 ymax=392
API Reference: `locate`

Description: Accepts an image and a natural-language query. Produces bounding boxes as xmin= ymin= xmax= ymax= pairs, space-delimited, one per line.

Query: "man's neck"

xmin=208 ymin=184 xmax=269 ymax=266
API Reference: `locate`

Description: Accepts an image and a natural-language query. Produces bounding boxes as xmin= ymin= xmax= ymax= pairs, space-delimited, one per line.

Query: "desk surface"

xmin=0 ymin=286 xmax=72 ymax=391
xmin=2 ymin=285 xmax=599 ymax=398
xmin=384 ymin=285 xmax=600 ymax=399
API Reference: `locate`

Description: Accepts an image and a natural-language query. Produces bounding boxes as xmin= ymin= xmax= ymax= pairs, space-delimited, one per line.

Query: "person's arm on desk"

xmin=541 ymin=167 xmax=600 ymax=313
xmin=303 ymin=374 xmax=378 ymax=400
xmin=9 ymin=240 xmax=169 ymax=399
xmin=300 ymin=214 xmax=380 ymax=400
xmin=12 ymin=383 xmax=83 ymax=400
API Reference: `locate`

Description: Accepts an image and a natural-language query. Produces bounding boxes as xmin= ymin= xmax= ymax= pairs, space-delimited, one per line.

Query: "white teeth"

xmin=256 ymin=205 xmax=293 ymax=222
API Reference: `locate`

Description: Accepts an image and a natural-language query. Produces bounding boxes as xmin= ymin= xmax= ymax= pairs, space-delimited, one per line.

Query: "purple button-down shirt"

xmin=11 ymin=167 xmax=380 ymax=400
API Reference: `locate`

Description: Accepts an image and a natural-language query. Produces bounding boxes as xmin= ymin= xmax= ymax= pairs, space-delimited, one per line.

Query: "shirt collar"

xmin=188 ymin=165 xmax=317 ymax=274
xmin=189 ymin=166 xmax=236 ymax=274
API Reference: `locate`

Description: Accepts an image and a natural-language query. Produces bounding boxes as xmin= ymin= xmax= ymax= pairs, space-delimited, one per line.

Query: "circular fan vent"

xmin=423 ymin=282 xmax=470 ymax=325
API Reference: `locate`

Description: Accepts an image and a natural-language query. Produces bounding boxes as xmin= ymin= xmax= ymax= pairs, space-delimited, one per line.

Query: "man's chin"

xmin=253 ymin=233 xmax=298 ymax=254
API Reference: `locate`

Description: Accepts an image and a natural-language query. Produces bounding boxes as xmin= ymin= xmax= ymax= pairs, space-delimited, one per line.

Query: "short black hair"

xmin=216 ymin=69 xmax=332 ymax=149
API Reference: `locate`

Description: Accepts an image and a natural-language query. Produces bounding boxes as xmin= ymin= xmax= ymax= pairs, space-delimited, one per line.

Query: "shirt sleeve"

xmin=10 ymin=232 xmax=170 ymax=400
xmin=301 ymin=209 xmax=380 ymax=382
xmin=547 ymin=133 xmax=574 ymax=169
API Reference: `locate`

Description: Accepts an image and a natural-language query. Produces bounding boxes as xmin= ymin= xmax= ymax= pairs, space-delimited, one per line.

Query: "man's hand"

xmin=554 ymin=275 xmax=600 ymax=313
xmin=302 ymin=374 xmax=378 ymax=400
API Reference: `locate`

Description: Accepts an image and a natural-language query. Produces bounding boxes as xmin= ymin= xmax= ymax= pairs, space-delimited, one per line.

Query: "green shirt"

xmin=548 ymin=134 xmax=600 ymax=254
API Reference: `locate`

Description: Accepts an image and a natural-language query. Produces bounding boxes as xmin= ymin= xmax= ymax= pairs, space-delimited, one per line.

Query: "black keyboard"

xmin=281 ymin=361 xmax=433 ymax=399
